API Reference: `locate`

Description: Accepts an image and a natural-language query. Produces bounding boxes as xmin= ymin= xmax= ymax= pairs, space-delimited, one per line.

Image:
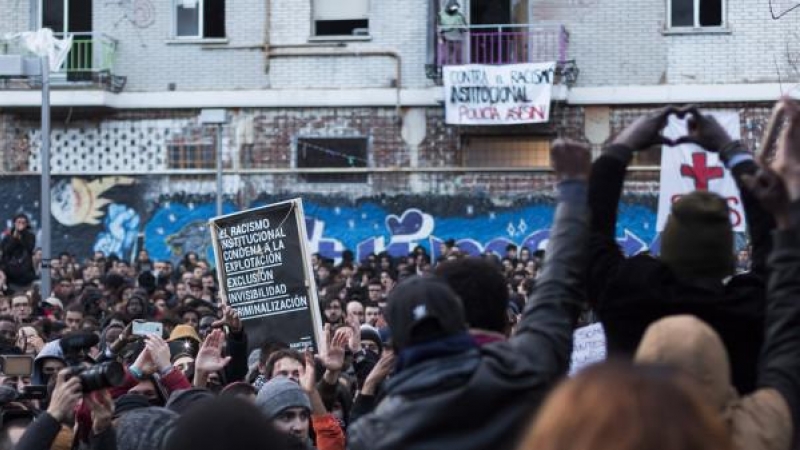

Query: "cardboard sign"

xmin=657 ymin=111 xmax=746 ymax=232
xmin=210 ymin=199 xmax=324 ymax=353
xmin=443 ymin=62 xmax=556 ymax=125
xmin=569 ymin=322 xmax=606 ymax=376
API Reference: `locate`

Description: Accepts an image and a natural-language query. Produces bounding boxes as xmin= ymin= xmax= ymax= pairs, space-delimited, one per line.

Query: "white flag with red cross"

xmin=656 ymin=111 xmax=746 ymax=232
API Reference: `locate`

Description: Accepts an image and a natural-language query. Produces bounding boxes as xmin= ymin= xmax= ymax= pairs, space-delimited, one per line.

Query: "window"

xmin=296 ymin=137 xmax=368 ymax=183
xmin=313 ymin=0 xmax=370 ymax=37
xmin=168 ymin=139 xmax=215 ymax=169
xmin=40 ymin=0 xmax=93 ymax=81
xmin=669 ymin=0 xmax=724 ymax=28
xmin=461 ymin=136 xmax=551 ymax=167
xmin=174 ymin=0 xmax=225 ymax=38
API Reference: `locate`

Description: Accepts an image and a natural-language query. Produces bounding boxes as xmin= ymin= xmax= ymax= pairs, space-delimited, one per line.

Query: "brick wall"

xmin=84 ymin=0 xmax=434 ymax=91
xmin=0 ymin=102 xmax=779 ymax=196
xmin=0 ymin=1 xmax=32 ymax=36
xmin=94 ymin=0 xmax=268 ymax=92
xmin=535 ymin=0 xmax=800 ymax=86
xmin=268 ymin=0 xmax=432 ymax=89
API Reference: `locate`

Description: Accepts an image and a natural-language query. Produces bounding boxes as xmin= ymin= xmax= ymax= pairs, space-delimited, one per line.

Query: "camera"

xmin=68 ymin=361 xmax=125 ymax=393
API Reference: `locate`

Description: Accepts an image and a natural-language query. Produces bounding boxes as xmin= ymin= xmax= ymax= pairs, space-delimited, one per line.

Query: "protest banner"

xmin=657 ymin=111 xmax=746 ymax=232
xmin=443 ymin=62 xmax=556 ymax=126
xmin=569 ymin=322 xmax=606 ymax=376
xmin=210 ymin=199 xmax=324 ymax=353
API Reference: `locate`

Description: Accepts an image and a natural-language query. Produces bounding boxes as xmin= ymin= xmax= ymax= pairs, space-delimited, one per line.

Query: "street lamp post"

xmin=39 ymin=56 xmax=52 ymax=299
xmin=0 ymin=55 xmax=52 ymax=297
xmin=199 ymin=109 xmax=228 ymax=216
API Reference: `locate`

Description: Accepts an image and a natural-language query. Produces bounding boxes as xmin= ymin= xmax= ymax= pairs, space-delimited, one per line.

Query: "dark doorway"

xmin=41 ymin=0 xmax=94 ymax=81
xmin=470 ymin=0 xmax=510 ymax=25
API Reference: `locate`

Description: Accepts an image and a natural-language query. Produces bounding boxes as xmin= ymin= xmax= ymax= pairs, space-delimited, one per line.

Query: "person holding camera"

xmin=13 ymin=367 xmax=122 ymax=450
xmin=0 ymin=214 xmax=37 ymax=293
xmin=13 ymin=368 xmax=81 ymax=450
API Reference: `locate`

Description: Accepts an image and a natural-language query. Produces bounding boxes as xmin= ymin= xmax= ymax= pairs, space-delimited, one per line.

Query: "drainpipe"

xmin=268 ymin=46 xmax=403 ymax=119
xmin=263 ymin=0 xmax=271 ymax=72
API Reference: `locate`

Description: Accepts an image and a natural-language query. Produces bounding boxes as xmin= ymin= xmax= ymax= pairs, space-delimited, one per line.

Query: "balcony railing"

xmin=1 ymin=32 xmax=123 ymax=90
xmin=436 ymin=24 xmax=569 ymax=66
xmin=53 ymin=32 xmax=118 ymax=79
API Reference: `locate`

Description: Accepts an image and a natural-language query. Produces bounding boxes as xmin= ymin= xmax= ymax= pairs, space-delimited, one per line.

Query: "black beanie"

xmin=660 ymin=191 xmax=735 ymax=280
xmin=385 ymin=275 xmax=467 ymax=351
xmin=165 ymin=388 xmax=215 ymax=415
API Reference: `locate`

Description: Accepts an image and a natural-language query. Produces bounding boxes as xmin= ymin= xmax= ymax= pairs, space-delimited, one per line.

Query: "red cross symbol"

xmin=680 ymin=153 xmax=724 ymax=191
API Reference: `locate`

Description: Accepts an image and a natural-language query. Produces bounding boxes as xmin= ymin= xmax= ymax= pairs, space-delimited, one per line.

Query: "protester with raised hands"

xmin=586 ymin=106 xmax=773 ymax=394
xmin=210 ymin=304 xmax=249 ymax=384
xmin=315 ymin=325 xmax=352 ymax=429
xmin=619 ymin=97 xmax=800 ymax=450
xmin=193 ymin=329 xmax=231 ymax=388
xmin=348 ymin=139 xmax=592 ymax=450
xmin=256 ymin=348 xmax=345 ymax=450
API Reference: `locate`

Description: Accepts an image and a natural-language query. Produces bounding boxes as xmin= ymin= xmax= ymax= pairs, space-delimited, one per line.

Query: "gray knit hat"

xmin=116 ymin=407 xmax=179 ymax=450
xmin=255 ymin=377 xmax=311 ymax=419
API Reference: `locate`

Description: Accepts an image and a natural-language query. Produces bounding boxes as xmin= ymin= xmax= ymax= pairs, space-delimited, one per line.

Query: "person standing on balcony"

xmin=438 ymin=0 xmax=468 ymax=65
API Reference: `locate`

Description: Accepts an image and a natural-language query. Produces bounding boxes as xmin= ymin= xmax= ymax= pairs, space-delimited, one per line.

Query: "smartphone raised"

xmin=131 ymin=321 xmax=163 ymax=337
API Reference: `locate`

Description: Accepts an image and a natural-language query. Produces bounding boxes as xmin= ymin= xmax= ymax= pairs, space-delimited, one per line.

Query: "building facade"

xmin=0 ymin=0 xmax=794 ymax=263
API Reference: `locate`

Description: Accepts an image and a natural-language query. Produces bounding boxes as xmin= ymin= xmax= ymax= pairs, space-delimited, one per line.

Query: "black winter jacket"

xmin=587 ymin=145 xmax=773 ymax=394
xmin=348 ymin=182 xmax=590 ymax=450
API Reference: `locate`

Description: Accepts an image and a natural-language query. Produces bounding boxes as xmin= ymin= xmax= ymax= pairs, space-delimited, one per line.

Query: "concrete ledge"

xmin=567 ymin=83 xmax=789 ymax=105
xmin=0 ymin=83 xmax=791 ymax=109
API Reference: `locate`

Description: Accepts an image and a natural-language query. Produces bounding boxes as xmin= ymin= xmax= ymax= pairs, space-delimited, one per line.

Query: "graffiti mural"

xmin=0 ymin=175 xmax=664 ymax=266
xmin=243 ymin=194 xmax=660 ymax=264
xmin=144 ymin=197 xmax=237 ymax=265
xmin=0 ymin=176 xmax=148 ymax=261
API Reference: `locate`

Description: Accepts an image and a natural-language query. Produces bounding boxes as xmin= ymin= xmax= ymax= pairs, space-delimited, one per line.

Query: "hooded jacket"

xmin=32 ymin=340 xmax=66 ymax=385
xmin=348 ymin=181 xmax=590 ymax=450
xmin=635 ymin=316 xmax=792 ymax=450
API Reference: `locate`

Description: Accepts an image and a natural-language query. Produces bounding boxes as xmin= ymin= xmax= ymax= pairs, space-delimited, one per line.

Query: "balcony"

xmin=430 ymin=24 xmax=577 ymax=84
xmin=1 ymin=32 xmax=125 ymax=92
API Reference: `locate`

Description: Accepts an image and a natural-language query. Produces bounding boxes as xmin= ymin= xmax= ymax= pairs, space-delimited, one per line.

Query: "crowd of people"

xmin=0 ymin=102 xmax=796 ymax=450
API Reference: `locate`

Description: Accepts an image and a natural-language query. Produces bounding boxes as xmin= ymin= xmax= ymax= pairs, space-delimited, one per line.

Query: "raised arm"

xmin=677 ymin=110 xmax=776 ymax=275
xmin=587 ymin=107 xmax=677 ymax=305
xmin=504 ymin=139 xmax=591 ymax=380
xmin=740 ymin=98 xmax=800 ymax=438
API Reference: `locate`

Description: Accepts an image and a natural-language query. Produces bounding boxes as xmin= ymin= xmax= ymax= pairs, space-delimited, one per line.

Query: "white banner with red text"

xmin=656 ymin=111 xmax=746 ymax=232
xmin=443 ymin=62 xmax=556 ymax=125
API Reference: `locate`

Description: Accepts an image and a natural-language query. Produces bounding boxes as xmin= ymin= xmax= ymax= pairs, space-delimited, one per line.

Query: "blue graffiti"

xmin=144 ymin=201 xmax=237 ymax=265
xmin=302 ymin=201 xmax=659 ymax=262
xmin=93 ymin=204 xmax=141 ymax=260
xmin=143 ymin=198 xmax=661 ymax=266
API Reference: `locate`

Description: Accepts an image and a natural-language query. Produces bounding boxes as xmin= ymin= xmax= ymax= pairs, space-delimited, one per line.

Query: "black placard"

xmin=209 ymin=199 xmax=323 ymax=353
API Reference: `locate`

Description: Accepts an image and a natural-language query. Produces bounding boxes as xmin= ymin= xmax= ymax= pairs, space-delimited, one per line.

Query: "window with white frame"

xmin=313 ymin=0 xmax=370 ymax=37
xmin=174 ymin=0 xmax=226 ymax=38
xmin=669 ymin=0 xmax=724 ymax=28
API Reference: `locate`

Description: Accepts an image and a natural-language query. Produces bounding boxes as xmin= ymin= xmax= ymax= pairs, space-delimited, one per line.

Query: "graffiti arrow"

xmin=616 ymin=230 xmax=647 ymax=256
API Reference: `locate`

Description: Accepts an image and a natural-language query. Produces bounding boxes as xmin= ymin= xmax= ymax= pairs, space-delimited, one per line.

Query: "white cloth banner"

xmin=656 ymin=111 xmax=746 ymax=232
xmin=443 ymin=62 xmax=556 ymax=126
xmin=2 ymin=28 xmax=73 ymax=72
xmin=569 ymin=322 xmax=606 ymax=376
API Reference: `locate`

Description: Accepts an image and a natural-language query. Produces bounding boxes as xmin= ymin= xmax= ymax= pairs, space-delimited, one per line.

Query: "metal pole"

xmin=215 ymin=124 xmax=223 ymax=216
xmin=40 ymin=56 xmax=51 ymax=299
